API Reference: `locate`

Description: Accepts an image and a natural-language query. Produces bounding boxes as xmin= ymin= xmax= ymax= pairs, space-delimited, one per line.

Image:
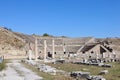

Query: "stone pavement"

xmin=0 ymin=60 xmax=43 ymax=80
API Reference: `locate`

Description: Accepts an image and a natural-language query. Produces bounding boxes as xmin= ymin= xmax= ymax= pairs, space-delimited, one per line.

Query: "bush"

xmin=43 ymin=33 xmax=50 ymax=36
xmin=0 ymin=61 xmax=6 ymax=71
xmin=3 ymin=27 xmax=12 ymax=31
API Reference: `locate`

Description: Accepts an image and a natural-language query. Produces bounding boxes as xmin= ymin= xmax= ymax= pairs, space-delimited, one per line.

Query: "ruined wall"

xmin=0 ymin=50 xmax=27 ymax=59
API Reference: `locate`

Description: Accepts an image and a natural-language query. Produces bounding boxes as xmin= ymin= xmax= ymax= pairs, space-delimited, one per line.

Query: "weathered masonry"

xmin=27 ymin=37 xmax=120 ymax=62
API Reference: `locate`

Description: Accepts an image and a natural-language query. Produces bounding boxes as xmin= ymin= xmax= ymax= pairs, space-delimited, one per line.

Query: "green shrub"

xmin=0 ymin=61 xmax=6 ymax=71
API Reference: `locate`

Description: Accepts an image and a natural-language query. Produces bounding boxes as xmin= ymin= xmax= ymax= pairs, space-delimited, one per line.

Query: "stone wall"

xmin=0 ymin=50 xmax=27 ymax=59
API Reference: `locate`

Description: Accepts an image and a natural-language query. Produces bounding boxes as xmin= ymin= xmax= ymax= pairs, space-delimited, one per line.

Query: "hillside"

xmin=105 ymin=38 xmax=120 ymax=51
xmin=0 ymin=27 xmax=36 ymax=58
xmin=0 ymin=27 xmax=26 ymax=50
xmin=96 ymin=38 xmax=120 ymax=51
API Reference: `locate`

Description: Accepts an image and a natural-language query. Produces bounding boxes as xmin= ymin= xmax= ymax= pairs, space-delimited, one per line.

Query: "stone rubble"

xmin=72 ymin=59 xmax=112 ymax=68
xmin=22 ymin=59 xmax=65 ymax=75
xmin=99 ymin=70 xmax=109 ymax=75
xmin=70 ymin=71 xmax=106 ymax=80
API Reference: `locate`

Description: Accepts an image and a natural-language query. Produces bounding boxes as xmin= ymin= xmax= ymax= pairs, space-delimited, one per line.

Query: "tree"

xmin=43 ymin=33 xmax=50 ymax=36
xmin=61 ymin=36 xmax=67 ymax=38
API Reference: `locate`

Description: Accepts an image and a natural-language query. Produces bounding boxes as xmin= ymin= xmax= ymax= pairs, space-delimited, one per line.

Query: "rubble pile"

xmin=70 ymin=71 xmax=106 ymax=80
xmin=22 ymin=60 xmax=65 ymax=75
xmin=72 ymin=59 xmax=112 ymax=68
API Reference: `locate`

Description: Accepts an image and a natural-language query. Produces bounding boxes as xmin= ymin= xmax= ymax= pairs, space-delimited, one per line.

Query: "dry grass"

xmin=22 ymin=62 xmax=73 ymax=80
xmin=0 ymin=30 xmax=25 ymax=49
xmin=47 ymin=62 xmax=120 ymax=80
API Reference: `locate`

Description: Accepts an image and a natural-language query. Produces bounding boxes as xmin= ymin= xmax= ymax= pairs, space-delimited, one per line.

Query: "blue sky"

xmin=0 ymin=0 xmax=120 ymax=38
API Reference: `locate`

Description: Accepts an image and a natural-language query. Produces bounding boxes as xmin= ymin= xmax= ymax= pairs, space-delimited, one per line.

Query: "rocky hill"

xmin=0 ymin=27 xmax=37 ymax=59
xmin=0 ymin=27 xmax=25 ymax=50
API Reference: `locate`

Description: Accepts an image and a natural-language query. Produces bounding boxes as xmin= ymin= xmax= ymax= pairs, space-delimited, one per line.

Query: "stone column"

xmin=63 ymin=43 xmax=65 ymax=53
xmin=63 ymin=43 xmax=66 ymax=59
xmin=44 ymin=40 xmax=47 ymax=62
xmin=28 ymin=42 xmax=32 ymax=60
xmin=52 ymin=39 xmax=55 ymax=59
xmin=35 ymin=37 xmax=38 ymax=61
xmin=28 ymin=49 xmax=32 ymax=60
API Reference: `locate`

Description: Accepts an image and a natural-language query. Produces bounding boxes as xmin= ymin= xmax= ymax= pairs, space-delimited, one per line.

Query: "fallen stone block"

xmin=90 ymin=76 xmax=106 ymax=80
xmin=102 ymin=64 xmax=112 ymax=68
xmin=70 ymin=71 xmax=90 ymax=79
xmin=99 ymin=70 xmax=109 ymax=75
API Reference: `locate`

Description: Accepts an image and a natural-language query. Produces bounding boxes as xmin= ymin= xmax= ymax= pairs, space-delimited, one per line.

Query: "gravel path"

xmin=0 ymin=60 xmax=43 ymax=80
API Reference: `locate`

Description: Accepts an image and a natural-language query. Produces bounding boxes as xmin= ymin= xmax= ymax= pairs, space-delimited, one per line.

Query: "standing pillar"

xmin=44 ymin=40 xmax=47 ymax=62
xmin=28 ymin=49 xmax=32 ymax=60
xmin=28 ymin=42 xmax=32 ymax=60
xmin=35 ymin=37 xmax=38 ymax=61
xmin=52 ymin=39 xmax=55 ymax=59
xmin=63 ymin=44 xmax=65 ymax=53
xmin=63 ymin=43 xmax=66 ymax=59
